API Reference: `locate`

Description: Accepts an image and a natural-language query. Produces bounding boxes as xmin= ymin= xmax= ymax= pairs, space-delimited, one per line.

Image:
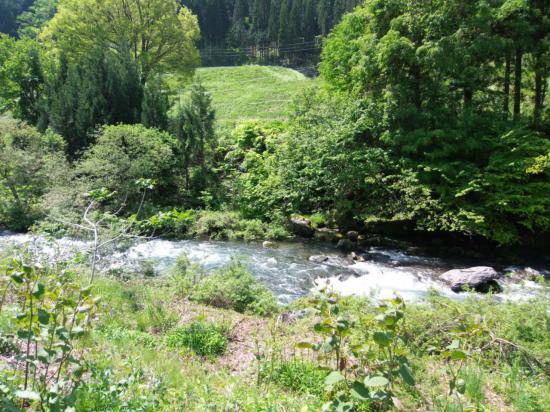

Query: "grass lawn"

xmin=169 ymin=65 xmax=318 ymax=130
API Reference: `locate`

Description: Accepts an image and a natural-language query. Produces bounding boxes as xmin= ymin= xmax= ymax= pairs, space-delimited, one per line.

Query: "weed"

xmin=166 ymin=321 xmax=229 ymax=357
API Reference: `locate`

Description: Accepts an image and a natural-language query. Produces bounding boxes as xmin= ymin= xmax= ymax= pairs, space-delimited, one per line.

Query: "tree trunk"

xmin=513 ymin=48 xmax=523 ymax=121
xmin=464 ymin=87 xmax=473 ymax=111
xmin=534 ymin=69 xmax=543 ymax=127
xmin=411 ymin=64 xmax=422 ymax=111
xmin=503 ymin=51 xmax=511 ymax=117
xmin=532 ymin=46 xmax=547 ymax=128
xmin=6 ymin=182 xmax=22 ymax=211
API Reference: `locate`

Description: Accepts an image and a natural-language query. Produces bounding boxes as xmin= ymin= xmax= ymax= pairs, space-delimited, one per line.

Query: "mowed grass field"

xmin=170 ymin=65 xmax=318 ymax=130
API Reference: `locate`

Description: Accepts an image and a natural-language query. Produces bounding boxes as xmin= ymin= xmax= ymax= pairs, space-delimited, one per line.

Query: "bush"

xmin=191 ymin=210 xmax=289 ymax=241
xmin=76 ymin=364 xmax=167 ymax=411
xmin=190 ymin=262 xmax=278 ymax=316
xmin=261 ymin=359 xmax=327 ymax=397
xmin=71 ymin=124 xmax=178 ymax=211
xmin=0 ymin=118 xmax=66 ymax=231
xmin=100 ymin=324 xmax=158 ymax=349
xmin=135 ymin=299 xmax=179 ymax=334
xmin=134 ymin=209 xmax=195 ymax=238
xmin=166 ymin=321 xmax=228 ymax=357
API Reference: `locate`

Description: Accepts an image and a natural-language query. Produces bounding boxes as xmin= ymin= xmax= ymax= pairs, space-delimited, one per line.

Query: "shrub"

xmin=134 ymin=209 xmax=195 ymax=238
xmin=191 ymin=210 xmax=289 ymax=241
xmin=0 ymin=258 xmax=99 ymax=411
xmin=166 ymin=321 xmax=228 ymax=357
xmin=100 ymin=324 xmax=158 ymax=349
xmin=261 ymin=359 xmax=327 ymax=397
xmin=190 ymin=262 xmax=278 ymax=316
xmin=75 ymin=364 xmax=167 ymax=411
xmin=0 ymin=118 xmax=66 ymax=231
xmin=74 ymin=124 xmax=178 ymax=210
xmin=135 ymin=299 xmax=179 ymax=334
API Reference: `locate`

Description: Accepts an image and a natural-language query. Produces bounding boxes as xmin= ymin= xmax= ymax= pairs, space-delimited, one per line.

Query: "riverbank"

xmin=1 ymin=259 xmax=549 ymax=411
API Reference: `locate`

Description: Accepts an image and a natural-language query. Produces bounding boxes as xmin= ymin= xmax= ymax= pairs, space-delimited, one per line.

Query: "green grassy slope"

xmin=173 ymin=65 xmax=318 ymax=130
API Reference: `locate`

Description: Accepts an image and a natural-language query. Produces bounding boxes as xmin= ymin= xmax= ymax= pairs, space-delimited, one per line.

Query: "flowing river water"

xmin=0 ymin=232 xmax=548 ymax=304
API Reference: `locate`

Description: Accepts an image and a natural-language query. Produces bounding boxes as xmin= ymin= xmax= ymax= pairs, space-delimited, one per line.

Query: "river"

xmin=0 ymin=232 xmax=547 ymax=303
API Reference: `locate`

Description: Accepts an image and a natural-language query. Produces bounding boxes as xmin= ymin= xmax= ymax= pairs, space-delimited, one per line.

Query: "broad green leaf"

xmin=10 ymin=273 xmax=24 ymax=284
xmin=373 ymin=332 xmax=391 ymax=347
xmin=71 ymin=326 xmax=85 ymax=338
xmin=449 ymin=350 xmax=467 ymax=360
xmin=314 ymin=322 xmax=332 ymax=333
xmin=399 ymin=363 xmax=415 ymax=386
xmin=17 ymin=330 xmax=33 ymax=339
xmin=325 ymin=371 xmax=345 ymax=387
xmin=37 ymin=308 xmax=50 ymax=325
xmin=350 ymin=381 xmax=369 ymax=400
xmin=364 ymin=376 xmax=389 ymax=387
xmin=32 ymin=282 xmax=45 ymax=298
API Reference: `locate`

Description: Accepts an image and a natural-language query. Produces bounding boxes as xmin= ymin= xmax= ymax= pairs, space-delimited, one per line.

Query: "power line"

xmin=201 ymin=47 xmax=321 ymax=57
xmin=200 ymin=43 xmax=322 ymax=56
xmin=201 ymin=45 xmax=321 ymax=54
xmin=200 ymin=40 xmax=321 ymax=52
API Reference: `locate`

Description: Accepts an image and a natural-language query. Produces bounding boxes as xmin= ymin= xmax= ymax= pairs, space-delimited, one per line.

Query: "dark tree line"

xmin=181 ymin=0 xmax=362 ymax=66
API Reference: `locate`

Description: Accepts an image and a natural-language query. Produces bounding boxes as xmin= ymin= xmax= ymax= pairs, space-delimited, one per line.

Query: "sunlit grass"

xmin=168 ymin=65 xmax=318 ymax=130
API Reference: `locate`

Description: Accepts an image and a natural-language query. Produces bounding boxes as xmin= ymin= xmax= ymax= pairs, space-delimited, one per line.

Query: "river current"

xmin=0 ymin=232 xmax=547 ymax=303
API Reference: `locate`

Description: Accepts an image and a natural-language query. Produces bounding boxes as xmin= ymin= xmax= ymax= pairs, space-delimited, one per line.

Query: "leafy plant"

xmin=187 ymin=261 xmax=278 ymax=316
xmin=299 ymin=292 xmax=416 ymax=411
xmin=0 ymin=256 xmax=99 ymax=410
xmin=166 ymin=321 xmax=228 ymax=358
xmin=261 ymin=359 xmax=327 ymax=397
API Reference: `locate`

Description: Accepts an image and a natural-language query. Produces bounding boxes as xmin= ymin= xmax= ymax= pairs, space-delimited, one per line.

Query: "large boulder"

xmin=440 ymin=266 xmax=501 ymax=293
xmin=288 ymin=217 xmax=315 ymax=238
xmin=315 ymin=227 xmax=341 ymax=242
xmin=336 ymin=238 xmax=355 ymax=251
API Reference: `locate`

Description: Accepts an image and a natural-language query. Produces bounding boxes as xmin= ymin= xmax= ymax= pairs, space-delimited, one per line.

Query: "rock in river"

xmin=262 ymin=241 xmax=277 ymax=249
xmin=309 ymin=255 xmax=329 ymax=263
xmin=440 ymin=266 xmax=501 ymax=293
xmin=288 ymin=217 xmax=315 ymax=238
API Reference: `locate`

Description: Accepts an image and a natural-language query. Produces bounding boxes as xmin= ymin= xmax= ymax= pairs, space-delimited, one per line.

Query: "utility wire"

xmin=200 ymin=40 xmax=321 ymax=52
xmin=200 ymin=45 xmax=321 ymax=54
xmin=200 ymin=43 xmax=322 ymax=56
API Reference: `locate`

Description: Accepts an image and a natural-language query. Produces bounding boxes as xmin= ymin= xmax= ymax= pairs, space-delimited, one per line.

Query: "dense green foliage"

xmin=0 ymin=119 xmax=65 ymax=231
xmin=2 ymin=1 xmax=550 ymax=411
xmin=166 ymin=321 xmax=229 ymax=357
xmin=16 ymin=0 xmax=57 ymax=38
xmin=183 ymin=0 xmax=361 ymax=65
xmin=0 ymin=0 xmax=33 ymax=35
xmin=41 ymin=0 xmax=199 ymax=83
xmin=0 ymin=0 xmax=199 ymax=158
xmin=1 ymin=0 xmax=549 ymax=245
xmin=316 ymin=0 xmax=549 ymax=243
xmin=171 ymin=258 xmax=279 ymax=316
xmin=2 ymin=248 xmax=549 ymax=411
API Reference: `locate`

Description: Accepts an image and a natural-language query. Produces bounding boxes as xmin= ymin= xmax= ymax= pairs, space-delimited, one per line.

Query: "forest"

xmin=0 ymin=0 xmax=549 ymax=411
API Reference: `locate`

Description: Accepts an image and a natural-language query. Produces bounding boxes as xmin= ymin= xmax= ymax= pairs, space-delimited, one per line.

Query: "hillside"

xmin=189 ymin=65 xmax=317 ymax=129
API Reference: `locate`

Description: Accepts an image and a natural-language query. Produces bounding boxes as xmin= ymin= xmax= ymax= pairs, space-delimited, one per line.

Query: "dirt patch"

xmin=171 ymin=300 xmax=270 ymax=377
xmin=170 ymin=300 xmax=315 ymax=379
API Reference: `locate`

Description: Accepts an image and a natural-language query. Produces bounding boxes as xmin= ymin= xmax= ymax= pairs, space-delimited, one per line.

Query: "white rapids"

xmin=0 ymin=232 xmax=547 ymax=304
